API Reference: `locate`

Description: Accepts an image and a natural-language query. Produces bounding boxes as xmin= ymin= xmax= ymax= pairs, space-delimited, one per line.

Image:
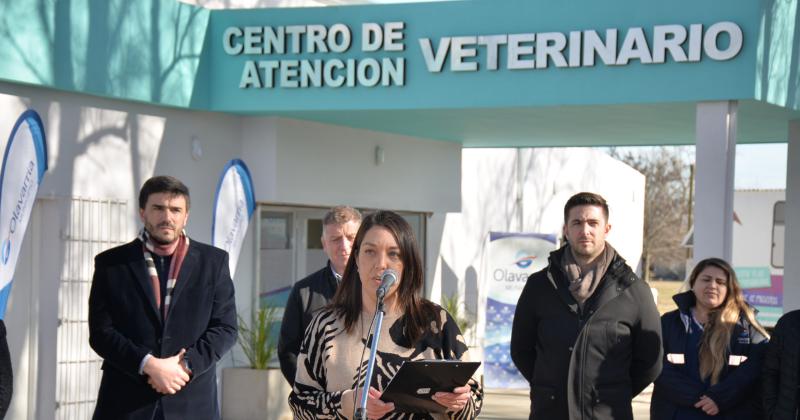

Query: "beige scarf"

xmin=561 ymin=242 xmax=616 ymax=308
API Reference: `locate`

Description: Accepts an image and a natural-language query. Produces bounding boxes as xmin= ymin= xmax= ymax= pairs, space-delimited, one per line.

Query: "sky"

xmin=735 ymin=143 xmax=787 ymax=190
xmin=610 ymin=143 xmax=789 ymax=190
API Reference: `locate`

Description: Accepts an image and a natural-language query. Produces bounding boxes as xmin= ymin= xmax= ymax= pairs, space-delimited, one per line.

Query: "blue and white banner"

xmin=0 ymin=110 xmax=48 ymax=319
xmin=483 ymin=232 xmax=557 ymax=389
xmin=212 ymin=159 xmax=256 ymax=277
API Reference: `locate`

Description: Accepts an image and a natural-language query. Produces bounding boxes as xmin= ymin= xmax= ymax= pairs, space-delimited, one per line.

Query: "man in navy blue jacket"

xmin=89 ymin=176 xmax=237 ymax=420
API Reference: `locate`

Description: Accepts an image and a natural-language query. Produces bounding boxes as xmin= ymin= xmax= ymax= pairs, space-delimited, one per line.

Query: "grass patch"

xmin=649 ymin=279 xmax=686 ymax=315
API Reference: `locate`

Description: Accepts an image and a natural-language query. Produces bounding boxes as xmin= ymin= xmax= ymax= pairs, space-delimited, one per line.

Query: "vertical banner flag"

xmin=212 ymin=159 xmax=256 ymax=277
xmin=0 ymin=110 xmax=48 ymax=319
xmin=484 ymin=232 xmax=557 ymax=388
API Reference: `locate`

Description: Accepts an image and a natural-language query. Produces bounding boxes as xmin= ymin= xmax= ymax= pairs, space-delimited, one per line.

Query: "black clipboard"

xmin=380 ymin=360 xmax=480 ymax=413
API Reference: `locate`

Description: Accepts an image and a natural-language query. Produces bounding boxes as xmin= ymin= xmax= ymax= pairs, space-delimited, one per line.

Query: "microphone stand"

xmin=354 ymin=294 xmax=386 ymax=420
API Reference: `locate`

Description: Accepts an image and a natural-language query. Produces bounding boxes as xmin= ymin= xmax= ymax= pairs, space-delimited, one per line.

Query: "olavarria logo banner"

xmin=212 ymin=159 xmax=255 ymax=278
xmin=484 ymin=232 xmax=557 ymax=388
xmin=0 ymin=110 xmax=48 ymax=319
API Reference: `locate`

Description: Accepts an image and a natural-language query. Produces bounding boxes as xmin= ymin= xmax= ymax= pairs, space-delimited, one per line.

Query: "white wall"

xmin=242 ymin=117 xmax=462 ymax=213
xmin=731 ymin=189 xmax=784 ymax=268
xmin=0 ymin=81 xmax=244 ymax=241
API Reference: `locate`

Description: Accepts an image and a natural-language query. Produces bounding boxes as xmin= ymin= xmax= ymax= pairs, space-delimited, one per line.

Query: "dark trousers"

xmin=151 ymin=401 xmax=164 ymax=420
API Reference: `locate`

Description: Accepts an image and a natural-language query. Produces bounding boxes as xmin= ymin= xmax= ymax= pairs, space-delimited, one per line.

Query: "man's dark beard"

xmin=147 ymin=225 xmax=178 ymax=245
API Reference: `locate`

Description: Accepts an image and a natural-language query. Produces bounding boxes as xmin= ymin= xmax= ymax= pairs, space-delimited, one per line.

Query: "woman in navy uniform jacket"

xmin=650 ymin=258 xmax=768 ymax=420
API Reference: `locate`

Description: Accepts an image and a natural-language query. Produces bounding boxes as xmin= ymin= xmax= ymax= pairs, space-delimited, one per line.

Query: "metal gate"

xmin=55 ymin=198 xmax=128 ymax=419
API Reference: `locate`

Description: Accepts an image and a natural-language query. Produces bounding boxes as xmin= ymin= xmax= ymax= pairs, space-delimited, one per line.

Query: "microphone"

xmin=376 ymin=269 xmax=398 ymax=299
xmin=356 ymin=269 xmax=398 ymax=419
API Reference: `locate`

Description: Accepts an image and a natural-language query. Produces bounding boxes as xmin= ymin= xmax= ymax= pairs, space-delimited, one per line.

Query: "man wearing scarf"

xmin=510 ymin=192 xmax=662 ymax=420
xmin=89 ymin=176 xmax=237 ymax=420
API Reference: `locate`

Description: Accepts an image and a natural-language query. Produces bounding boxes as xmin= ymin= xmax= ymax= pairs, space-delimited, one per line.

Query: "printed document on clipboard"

xmin=380 ymin=360 xmax=481 ymax=413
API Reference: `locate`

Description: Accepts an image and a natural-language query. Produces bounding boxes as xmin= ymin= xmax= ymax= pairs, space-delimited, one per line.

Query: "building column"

xmin=693 ymin=101 xmax=737 ymax=263
xmin=784 ymin=120 xmax=800 ymax=311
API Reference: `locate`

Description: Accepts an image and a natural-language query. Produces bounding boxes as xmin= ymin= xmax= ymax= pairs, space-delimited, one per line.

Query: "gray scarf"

xmin=561 ymin=242 xmax=616 ymax=308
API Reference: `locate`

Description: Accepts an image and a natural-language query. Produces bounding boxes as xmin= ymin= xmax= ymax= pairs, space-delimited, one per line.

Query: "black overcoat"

xmin=88 ymin=238 xmax=237 ymax=420
xmin=763 ymin=309 xmax=800 ymax=420
xmin=510 ymin=246 xmax=663 ymax=420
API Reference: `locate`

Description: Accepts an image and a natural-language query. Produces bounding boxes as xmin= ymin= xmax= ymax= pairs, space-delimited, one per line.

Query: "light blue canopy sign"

xmin=0 ymin=0 xmax=797 ymax=146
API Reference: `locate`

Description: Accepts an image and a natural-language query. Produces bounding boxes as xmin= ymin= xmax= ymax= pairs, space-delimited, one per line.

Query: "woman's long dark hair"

xmin=331 ymin=210 xmax=436 ymax=343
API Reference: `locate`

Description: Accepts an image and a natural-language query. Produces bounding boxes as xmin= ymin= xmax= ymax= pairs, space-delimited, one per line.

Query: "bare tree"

xmin=608 ymin=146 xmax=693 ymax=280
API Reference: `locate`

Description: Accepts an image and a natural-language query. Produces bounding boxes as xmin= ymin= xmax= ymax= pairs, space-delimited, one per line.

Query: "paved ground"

xmin=480 ymin=385 xmax=653 ymax=419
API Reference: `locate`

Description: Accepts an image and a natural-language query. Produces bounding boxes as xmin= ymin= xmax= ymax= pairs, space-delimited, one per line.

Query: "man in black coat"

xmin=763 ymin=309 xmax=800 ymax=419
xmin=510 ymin=192 xmax=662 ymax=420
xmin=278 ymin=205 xmax=361 ymax=385
xmin=88 ymin=176 xmax=237 ymax=420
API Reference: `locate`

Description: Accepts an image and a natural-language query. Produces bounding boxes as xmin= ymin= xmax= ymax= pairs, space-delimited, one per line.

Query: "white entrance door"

xmin=258 ymin=207 xmax=328 ymax=308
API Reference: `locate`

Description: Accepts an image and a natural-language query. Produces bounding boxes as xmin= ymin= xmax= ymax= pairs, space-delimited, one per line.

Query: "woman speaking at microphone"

xmin=289 ymin=210 xmax=482 ymax=420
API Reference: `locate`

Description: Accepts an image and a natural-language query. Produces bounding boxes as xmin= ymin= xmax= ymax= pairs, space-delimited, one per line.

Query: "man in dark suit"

xmin=278 ymin=205 xmax=361 ymax=385
xmin=88 ymin=176 xmax=237 ymax=420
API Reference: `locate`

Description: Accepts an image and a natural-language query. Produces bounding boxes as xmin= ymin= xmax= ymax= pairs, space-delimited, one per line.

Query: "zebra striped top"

xmin=288 ymin=304 xmax=483 ymax=420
